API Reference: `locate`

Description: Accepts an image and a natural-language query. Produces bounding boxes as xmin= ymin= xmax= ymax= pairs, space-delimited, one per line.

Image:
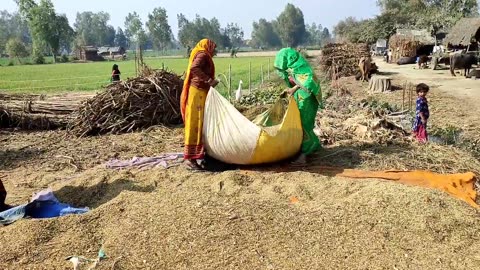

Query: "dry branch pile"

xmin=0 ymin=94 xmax=92 ymax=129
xmin=320 ymin=43 xmax=370 ymax=79
xmin=68 ymin=69 xmax=183 ymax=137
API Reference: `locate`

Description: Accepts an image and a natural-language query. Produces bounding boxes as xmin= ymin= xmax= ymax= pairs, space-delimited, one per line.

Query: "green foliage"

xmin=177 ymin=14 xmax=229 ymax=48
xmin=251 ymin=19 xmax=282 ymax=49
xmin=336 ymin=0 xmax=478 ymax=44
xmin=224 ymin=23 xmax=244 ymax=48
xmin=6 ymin=38 xmax=29 ymax=64
xmin=275 ymin=3 xmax=307 ymax=47
xmin=114 ymin=27 xmax=128 ymax=48
xmin=0 ymin=11 xmax=31 ymax=54
xmin=60 ymin=54 xmax=69 ymax=63
xmin=16 ymin=0 xmax=74 ymax=63
xmin=146 ymin=7 xmax=173 ymax=51
xmin=73 ymin=12 xmax=115 ymax=47
xmin=33 ymin=53 xmax=45 ymax=64
xmin=305 ymin=23 xmax=332 ymax=47
xmin=124 ymin=12 xmax=144 ymax=48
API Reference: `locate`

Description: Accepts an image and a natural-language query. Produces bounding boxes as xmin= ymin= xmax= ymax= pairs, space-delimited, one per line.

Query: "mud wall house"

xmin=98 ymin=47 xmax=126 ymax=58
xmin=75 ymin=46 xmax=100 ymax=61
xmin=444 ymin=18 xmax=480 ymax=52
xmin=388 ymin=29 xmax=436 ymax=63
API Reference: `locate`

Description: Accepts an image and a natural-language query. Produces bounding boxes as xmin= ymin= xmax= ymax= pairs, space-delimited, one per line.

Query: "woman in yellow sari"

xmin=180 ymin=39 xmax=218 ymax=170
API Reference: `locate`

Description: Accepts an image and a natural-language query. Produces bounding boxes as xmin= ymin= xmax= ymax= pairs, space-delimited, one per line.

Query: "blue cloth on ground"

xmin=0 ymin=189 xmax=89 ymax=225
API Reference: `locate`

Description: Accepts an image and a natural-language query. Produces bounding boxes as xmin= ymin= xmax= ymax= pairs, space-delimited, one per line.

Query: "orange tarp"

xmin=336 ymin=170 xmax=478 ymax=208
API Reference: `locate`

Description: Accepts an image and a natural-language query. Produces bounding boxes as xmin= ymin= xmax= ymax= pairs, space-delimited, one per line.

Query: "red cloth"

xmin=414 ymin=124 xmax=428 ymax=143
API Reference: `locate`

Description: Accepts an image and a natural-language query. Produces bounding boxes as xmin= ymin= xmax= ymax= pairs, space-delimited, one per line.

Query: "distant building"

xmin=74 ymin=46 xmax=102 ymax=61
xmin=98 ymin=46 xmax=126 ymax=59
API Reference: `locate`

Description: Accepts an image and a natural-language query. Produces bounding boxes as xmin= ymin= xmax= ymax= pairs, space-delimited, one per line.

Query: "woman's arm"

xmin=190 ymin=52 xmax=215 ymax=85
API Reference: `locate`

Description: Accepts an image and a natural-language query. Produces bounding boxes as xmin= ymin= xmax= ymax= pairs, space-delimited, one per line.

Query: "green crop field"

xmin=0 ymin=56 xmax=277 ymax=95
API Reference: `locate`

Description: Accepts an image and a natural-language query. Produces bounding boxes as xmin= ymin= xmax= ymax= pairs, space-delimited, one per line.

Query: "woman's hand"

xmin=283 ymin=85 xmax=300 ymax=96
xmin=208 ymin=78 xmax=219 ymax=87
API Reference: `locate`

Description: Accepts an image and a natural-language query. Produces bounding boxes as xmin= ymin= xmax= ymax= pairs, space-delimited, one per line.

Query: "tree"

xmin=16 ymin=0 xmax=74 ymax=63
xmin=177 ymin=14 xmax=226 ymax=48
xmin=224 ymin=23 xmax=244 ymax=47
xmin=321 ymin=28 xmax=332 ymax=45
xmin=6 ymin=38 xmax=29 ymax=63
xmin=146 ymin=7 xmax=173 ymax=51
xmin=305 ymin=23 xmax=323 ymax=46
xmin=0 ymin=11 xmax=31 ymax=54
xmin=74 ymin=12 xmax=115 ymax=47
xmin=124 ymin=12 xmax=143 ymax=48
xmin=275 ymin=4 xmax=307 ymax=47
xmin=114 ymin=27 xmax=128 ymax=48
xmin=251 ymin=19 xmax=282 ymax=48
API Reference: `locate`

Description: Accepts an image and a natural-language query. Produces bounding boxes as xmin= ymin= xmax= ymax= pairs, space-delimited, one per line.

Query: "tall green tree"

xmin=114 ymin=27 xmax=128 ymax=48
xmin=146 ymin=7 xmax=173 ymax=51
xmin=124 ymin=12 xmax=144 ymax=48
xmin=224 ymin=23 xmax=244 ymax=47
xmin=0 ymin=11 xmax=31 ymax=54
xmin=73 ymin=12 xmax=115 ymax=47
xmin=177 ymin=14 xmax=227 ymax=48
xmin=251 ymin=19 xmax=282 ymax=48
xmin=16 ymin=0 xmax=73 ymax=63
xmin=6 ymin=38 xmax=29 ymax=63
xmin=275 ymin=3 xmax=307 ymax=47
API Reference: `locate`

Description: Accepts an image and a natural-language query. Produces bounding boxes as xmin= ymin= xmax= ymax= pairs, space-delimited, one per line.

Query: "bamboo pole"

xmin=261 ymin=65 xmax=264 ymax=85
xmin=402 ymin=81 xmax=406 ymax=111
xmin=229 ymin=64 xmax=232 ymax=102
xmin=249 ymin=62 xmax=252 ymax=94
xmin=268 ymin=58 xmax=271 ymax=79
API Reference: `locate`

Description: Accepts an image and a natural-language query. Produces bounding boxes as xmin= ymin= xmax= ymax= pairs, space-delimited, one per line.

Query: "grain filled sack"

xmin=203 ymin=88 xmax=303 ymax=165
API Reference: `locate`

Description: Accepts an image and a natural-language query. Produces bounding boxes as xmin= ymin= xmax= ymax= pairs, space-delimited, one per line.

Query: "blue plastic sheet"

xmin=0 ymin=190 xmax=89 ymax=226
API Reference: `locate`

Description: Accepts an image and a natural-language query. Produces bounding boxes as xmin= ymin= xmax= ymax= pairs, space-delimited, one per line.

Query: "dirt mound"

xmin=1 ymin=167 xmax=479 ymax=270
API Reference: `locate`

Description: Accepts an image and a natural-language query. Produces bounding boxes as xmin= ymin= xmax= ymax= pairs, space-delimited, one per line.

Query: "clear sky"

xmin=3 ymin=0 xmax=380 ymax=38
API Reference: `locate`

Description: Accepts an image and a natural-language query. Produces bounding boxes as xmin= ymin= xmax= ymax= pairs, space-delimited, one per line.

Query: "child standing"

xmin=111 ymin=64 xmax=121 ymax=82
xmin=412 ymin=83 xmax=430 ymax=143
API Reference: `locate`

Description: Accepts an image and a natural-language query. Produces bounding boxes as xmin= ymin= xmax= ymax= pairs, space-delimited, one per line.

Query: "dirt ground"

xmin=1 ymin=59 xmax=480 ymax=270
xmin=374 ymin=58 xmax=480 ymax=102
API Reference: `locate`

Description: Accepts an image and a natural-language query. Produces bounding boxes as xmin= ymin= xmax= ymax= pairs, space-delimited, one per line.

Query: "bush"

xmin=33 ymin=54 xmax=45 ymax=65
xmin=60 ymin=54 xmax=69 ymax=63
xmin=7 ymin=61 xmax=14 ymax=66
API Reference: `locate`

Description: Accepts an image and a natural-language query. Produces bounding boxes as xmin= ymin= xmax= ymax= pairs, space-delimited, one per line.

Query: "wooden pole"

xmin=268 ymin=58 xmax=271 ymax=79
xmin=162 ymin=62 xmax=165 ymax=70
xmin=261 ymin=65 xmax=264 ymax=85
xmin=249 ymin=62 xmax=252 ymax=94
xmin=229 ymin=64 xmax=232 ymax=102
xmin=402 ymin=81 xmax=406 ymax=111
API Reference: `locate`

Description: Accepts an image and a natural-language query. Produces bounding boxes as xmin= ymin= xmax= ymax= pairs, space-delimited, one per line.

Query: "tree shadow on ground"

xmin=54 ymin=178 xmax=155 ymax=209
xmin=0 ymin=148 xmax=46 ymax=171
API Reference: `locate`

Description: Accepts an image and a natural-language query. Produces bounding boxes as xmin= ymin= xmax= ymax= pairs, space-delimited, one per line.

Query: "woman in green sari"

xmin=274 ymin=48 xmax=323 ymax=164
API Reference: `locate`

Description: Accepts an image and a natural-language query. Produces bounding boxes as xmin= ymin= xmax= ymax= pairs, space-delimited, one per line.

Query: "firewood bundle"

xmin=320 ymin=43 xmax=371 ymax=79
xmin=68 ymin=69 xmax=183 ymax=137
xmin=0 ymin=94 xmax=91 ymax=129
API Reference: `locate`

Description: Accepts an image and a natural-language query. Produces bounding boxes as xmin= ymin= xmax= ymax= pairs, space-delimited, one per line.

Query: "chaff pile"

xmin=0 ymin=93 xmax=92 ymax=129
xmin=68 ymin=69 xmax=183 ymax=137
xmin=388 ymin=35 xmax=421 ymax=63
xmin=320 ymin=43 xmax=370 ymax=79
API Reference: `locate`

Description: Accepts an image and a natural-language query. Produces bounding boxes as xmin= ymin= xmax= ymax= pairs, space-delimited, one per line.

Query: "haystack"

xmin=320 ymin=43 xmax=370 ymax=79
xmin=68 ymin=69 xmax=183 ymax=137
xmin=388 ymin=29 xmax=435 ymax=63
xmin=444 ymin=17 xmax=480 ymax=47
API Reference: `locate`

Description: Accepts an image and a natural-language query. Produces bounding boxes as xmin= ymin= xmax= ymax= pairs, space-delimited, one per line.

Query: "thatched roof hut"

xmin=444 ymin=18 xmax=480 ymax=47
xmin=388 ymin=29 xmax=435 ymax=63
